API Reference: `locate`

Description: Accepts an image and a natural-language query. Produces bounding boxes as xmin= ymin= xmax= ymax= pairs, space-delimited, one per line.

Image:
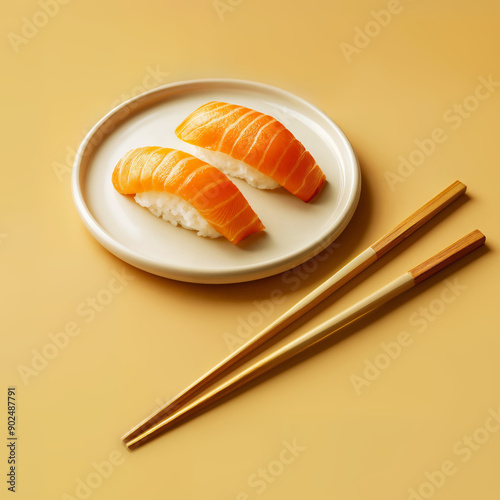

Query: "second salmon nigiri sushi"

xmin=112 ymin=147 xmax=265 ymax=244
xmin=175 ymin=102 xmax=326 ymax=202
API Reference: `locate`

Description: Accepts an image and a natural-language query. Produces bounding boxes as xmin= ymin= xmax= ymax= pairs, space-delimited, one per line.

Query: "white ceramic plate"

xmin=72 ymin=79 xmax=360 ymax=284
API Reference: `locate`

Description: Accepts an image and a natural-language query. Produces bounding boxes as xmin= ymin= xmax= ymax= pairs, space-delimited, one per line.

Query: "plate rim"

xmin=71 ymin=78 xmax=361 ymax=284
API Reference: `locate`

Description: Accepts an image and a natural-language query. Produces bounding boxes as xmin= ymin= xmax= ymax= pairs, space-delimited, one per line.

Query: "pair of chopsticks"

xmin=122 ymin=180 xmax=485 ymax=450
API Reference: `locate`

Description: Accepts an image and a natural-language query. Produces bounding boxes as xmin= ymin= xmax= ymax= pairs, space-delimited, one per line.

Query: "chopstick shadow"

xmin=139 ymin=243 xmax=488 ymax=449
xmin=266 ymin=241 xmax=488 ymax=370
xmin=298 ymin=191 xmax=471 ymax=316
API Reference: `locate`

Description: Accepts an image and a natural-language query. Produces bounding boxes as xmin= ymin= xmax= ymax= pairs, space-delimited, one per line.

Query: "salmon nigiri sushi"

xmin=112 ymin=147 xmax=265 ymax=244
xmin=175 ymin=102 xmax=326 ymax=202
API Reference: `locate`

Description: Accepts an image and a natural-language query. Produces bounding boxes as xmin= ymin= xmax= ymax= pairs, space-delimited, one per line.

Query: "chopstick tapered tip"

xmin=125 ymin=435 xmax=148 ymax=451
xmin=123 ymin=436 xmax=138 ymax=451
xmin=124 ymin=442 xmax=134 ymax=452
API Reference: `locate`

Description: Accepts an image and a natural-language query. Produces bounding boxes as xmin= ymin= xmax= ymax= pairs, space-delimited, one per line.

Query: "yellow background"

xmin=2 ymin=0 xmax=499 ymax=498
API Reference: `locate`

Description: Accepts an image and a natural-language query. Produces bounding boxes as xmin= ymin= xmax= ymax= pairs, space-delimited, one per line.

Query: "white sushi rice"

xmin=134 ymin=191 xmax=221 ymax=239
xmin=192 ymin=146 xmax=280 ymax=190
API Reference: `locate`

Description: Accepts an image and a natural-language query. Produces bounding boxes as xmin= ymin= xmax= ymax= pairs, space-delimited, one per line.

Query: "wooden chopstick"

xmin=123 ymin=182 xmax=466 ymax=444
xmin=126 ymin=230 xmax=485 ymax=449
xmin=121 ymin=181 xmax=466 ymax=445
